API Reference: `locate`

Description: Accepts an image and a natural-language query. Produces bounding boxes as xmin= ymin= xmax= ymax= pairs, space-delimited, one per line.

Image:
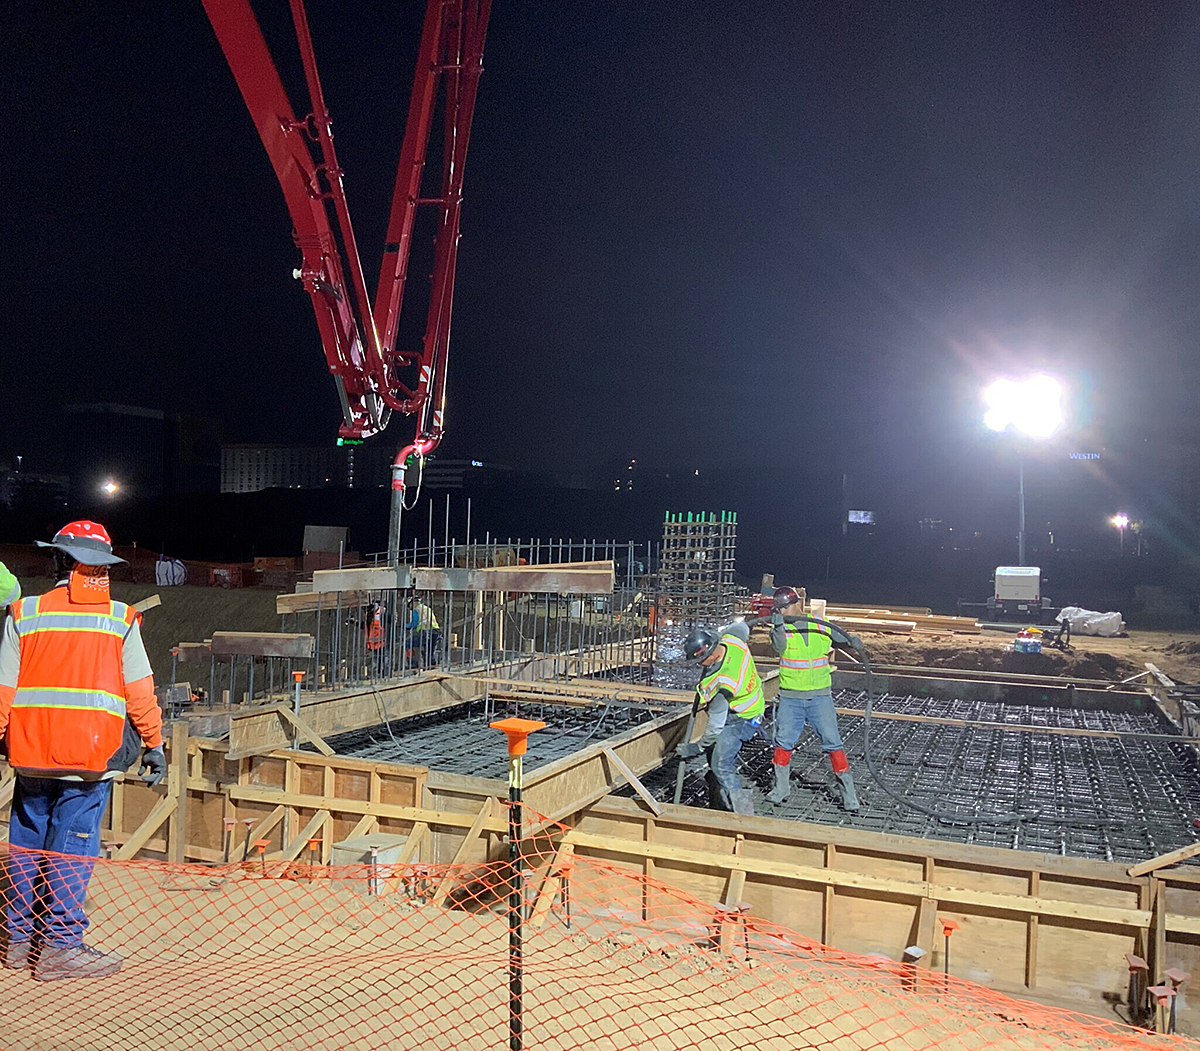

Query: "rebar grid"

xmin=629 ymin=688 xmax=1200 ymax=864
xmin=320 ymin=698 xmax=661 ymax=778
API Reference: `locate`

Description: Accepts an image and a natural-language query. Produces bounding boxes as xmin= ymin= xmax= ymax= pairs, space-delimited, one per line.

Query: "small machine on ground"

xmin=959 ymin=566 xmax=1058 ymax=624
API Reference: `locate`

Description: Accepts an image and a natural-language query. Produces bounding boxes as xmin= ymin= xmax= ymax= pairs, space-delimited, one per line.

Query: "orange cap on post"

xmin=940 ymin=918 xmax=960 ymax=937
xmin=293 ymin=670 xmax=306 ymax=682
xmin=490 ymin=717 xmax=546 ymax=756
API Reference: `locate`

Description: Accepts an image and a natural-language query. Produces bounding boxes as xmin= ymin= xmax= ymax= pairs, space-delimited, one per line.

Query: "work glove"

xmin=675 ymin=741 xmax=702 ymax=760
xmin=770 ymin=610 xmax=784 ymax=627
xmin=140 ymin=745 xmax=166 ymax=786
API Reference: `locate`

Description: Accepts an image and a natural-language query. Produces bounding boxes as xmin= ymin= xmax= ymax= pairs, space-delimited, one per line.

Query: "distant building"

xmin=60 ymin=404 xmax=221 ymax=499
xmin=221 ymin=444 xmax=511 ymax=494
xmin=0 ymin=467 xmax=70 ymax=513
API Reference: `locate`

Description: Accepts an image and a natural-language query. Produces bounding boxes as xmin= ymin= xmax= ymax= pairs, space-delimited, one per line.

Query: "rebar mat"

xmin=625 ymin=688 xmax=1200 ymax=864
xmin=321 ymin=697 xmax=660 ymax=778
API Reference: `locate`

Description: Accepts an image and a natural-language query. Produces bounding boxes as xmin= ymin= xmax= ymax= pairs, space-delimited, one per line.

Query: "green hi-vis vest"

xmin=778 ymin=622 xmax=833 ymax=691
xmin=698 ymin=634 xmax=765 ymax=720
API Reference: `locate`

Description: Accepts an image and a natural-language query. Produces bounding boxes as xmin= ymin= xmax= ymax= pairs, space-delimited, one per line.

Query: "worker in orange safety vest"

xmin=0 ymin=521 xmax=165 ymax=981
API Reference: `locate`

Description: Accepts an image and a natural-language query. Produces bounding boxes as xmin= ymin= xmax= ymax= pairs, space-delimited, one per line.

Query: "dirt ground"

xmin=0 ymin=860 xmax=1185 ymax=1051
xmin=751 ymin=625 xmax=1200 ymax=685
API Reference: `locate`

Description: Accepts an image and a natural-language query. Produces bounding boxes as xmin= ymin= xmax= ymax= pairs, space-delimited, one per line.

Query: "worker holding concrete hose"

xmin=676 ymin=621 xmax=764 ymax=816
xmin=0 ymin=521 xmax=165 ymax=981
xmin=766 ymin=587 xmax=860 ymax=812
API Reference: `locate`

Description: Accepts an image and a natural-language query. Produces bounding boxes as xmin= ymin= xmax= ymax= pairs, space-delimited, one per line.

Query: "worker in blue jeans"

xmin=675 ymin=621 xmax=765 ymax=816
xmin=767 ymin=587 xmax=860 ymax=812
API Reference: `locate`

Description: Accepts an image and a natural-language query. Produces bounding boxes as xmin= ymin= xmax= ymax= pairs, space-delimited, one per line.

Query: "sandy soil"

xmin=0 ymin=860 xmax=1187 ymax=1051
xmin=751 ymin=626 xmax=1200 ymax=686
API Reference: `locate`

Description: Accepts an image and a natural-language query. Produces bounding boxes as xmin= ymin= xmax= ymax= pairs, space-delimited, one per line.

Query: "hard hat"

xmin=36 ymin=520 xmax=126 ymax=566
xmin=773 ymin=586 xmax=802 ymax=610
xmin=683 ymin=627 xmax=720 ymax=662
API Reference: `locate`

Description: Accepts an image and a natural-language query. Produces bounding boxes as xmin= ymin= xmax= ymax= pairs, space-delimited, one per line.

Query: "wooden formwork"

xmin=1 ymin=664 xmax=1197 ymax=1030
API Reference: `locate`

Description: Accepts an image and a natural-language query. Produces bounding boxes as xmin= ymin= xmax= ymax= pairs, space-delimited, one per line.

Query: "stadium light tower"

xmin=983 ymin=375 xmax=1064 ymax=566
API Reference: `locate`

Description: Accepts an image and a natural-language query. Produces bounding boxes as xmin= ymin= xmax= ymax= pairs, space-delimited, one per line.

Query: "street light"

xmin=1111 ymin=513 xmax=1130 ymax=555
xmin=983 ymin=375 xmax=1064 ymax=566
xmin=101 ymin=479 xmax=120 ymax=497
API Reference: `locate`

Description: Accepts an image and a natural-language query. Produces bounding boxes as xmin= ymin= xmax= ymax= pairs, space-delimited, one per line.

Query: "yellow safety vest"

xmin=778 ymin=623 xmax=832 ymax=691
xmin=698 ymin=634 xmax=765 ymax=719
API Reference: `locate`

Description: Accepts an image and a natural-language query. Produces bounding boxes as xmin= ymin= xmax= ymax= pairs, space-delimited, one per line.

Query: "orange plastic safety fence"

xmin=0 ymin=811 xmax=1193 ymax=1051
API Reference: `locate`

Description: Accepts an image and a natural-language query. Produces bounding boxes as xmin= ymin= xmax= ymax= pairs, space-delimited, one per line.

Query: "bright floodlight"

xmin=1111 ymin=513 xmax=1130 ymax=530
xmin=101 ymin=480 xmax=119 ymax=496
xmin=983 ymin=375 xmax=1063 ymax=438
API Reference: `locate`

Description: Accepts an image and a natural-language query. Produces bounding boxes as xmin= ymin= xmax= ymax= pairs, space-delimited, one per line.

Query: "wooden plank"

xmin=276 ymin=590 xmax=370 ymax=615
xmin=281 ymin=810 xmax=330 ymax=862
xmin=396 ymin=822 xmax=428 ymax=864
xmin=413 ymin=564 xmax=614 ymax=596
xmin=433 ymin=800 xmax=494 ymax=905
xmin=601 ymin=746 xmax=663 ymax=816
xmin=211 ymin=632 xmax=316 ymax=659
xmin=563 ymin=830 xmax=1151 ymax=927
xmin=227 ymin=704 xmax=335 ymax=760
xmin=822 ymin=844 xmax=835 ymax=944
xmin=311 ymin=566 xmax=412 ymax=593
xmin=343 ymin=814 xmax=378 ymax=842
xmin=1128 ymin=841 xmax=1200 ymax=878
xmin=114 ymin=795 xmax=178 ymax=860
xmin=243 ymin=804 xmax=288 ymax=854
xmin=131 ymin=594 xmax=161 ymax=615
xmin=168 ymin=722 xmax=188 ymax=862
xmin=725 ymin=834 xmax=746 ymax=906
xmin=913 ymin=897 xmax=938 ymax=967
xmin=228 ymin=784 xmax=507 ymax=833
xmin=1026 ymin=872 xmax=1040 ymax=988
xmin=531 ymin=842 xmax=575 ymax=928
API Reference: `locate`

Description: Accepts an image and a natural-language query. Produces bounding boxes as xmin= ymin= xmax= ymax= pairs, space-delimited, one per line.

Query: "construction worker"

xmin=406 ymin=598 xmax=442 ymax=669
xmin=365 ymin=601 xmax=386 ymax=674
xmin=767 ymin=587 xmax=860 ymax=812
xmin=0 ymin=521 xmax=166 ymax=980
xmin=0 ymin=561 xmax=19 ymax=611
xmin=675 ymin=621 xmax=763 ymax=816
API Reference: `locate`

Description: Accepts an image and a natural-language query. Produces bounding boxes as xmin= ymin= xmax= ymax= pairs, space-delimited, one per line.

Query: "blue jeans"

xmin=7 ymin=777 xmax=111 ymax=948
xmin=710 ymin=715 xmax=761 ymax=794
xmin=774 ymin=689 xmax=844 ymax=753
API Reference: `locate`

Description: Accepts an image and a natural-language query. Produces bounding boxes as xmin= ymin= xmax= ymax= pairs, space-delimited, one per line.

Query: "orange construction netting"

xmin=0 ymin=808 xmax=1192 ymax=1051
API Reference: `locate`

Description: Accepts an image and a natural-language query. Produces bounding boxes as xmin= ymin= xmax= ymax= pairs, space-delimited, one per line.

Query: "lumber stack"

xmin=822 ymin=605 xmax=980 ymax=635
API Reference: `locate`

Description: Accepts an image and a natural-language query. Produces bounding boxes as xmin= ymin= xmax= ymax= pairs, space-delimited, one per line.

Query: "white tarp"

xmin=1056 ymin=605 xmax=1124 ymax=637
xmin=155 ymin=556 xmax=186 ymax=586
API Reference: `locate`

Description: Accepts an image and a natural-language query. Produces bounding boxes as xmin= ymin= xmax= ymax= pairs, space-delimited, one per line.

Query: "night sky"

xmin=5 ymin=1 xmax=1200 ymax=533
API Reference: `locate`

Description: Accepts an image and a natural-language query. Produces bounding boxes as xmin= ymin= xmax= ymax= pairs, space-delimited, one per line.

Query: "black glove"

xmin=140 ymin=745 xmax=166 ymax=786
xmin=675 ymin=741 xmax=702 ymax=760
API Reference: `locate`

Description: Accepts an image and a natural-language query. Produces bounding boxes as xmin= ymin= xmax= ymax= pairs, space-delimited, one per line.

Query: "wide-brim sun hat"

xmin=36 ymin=520 xmax=127 ymax=566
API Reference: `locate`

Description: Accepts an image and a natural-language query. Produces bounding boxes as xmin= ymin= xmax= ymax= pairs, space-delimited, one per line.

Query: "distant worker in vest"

xmin=406 ymin=599 xmax=442 ymax=669
xmin=365 ymin=601 xmax=387 ymax=674
xmin=0 ymin=561 xmax=19 ymax=612
xmin=675 ymin=621 xmax=764 ymax=816
xmin=0 ymin=521 xmax=166 ymax=980
xmin=767 ymin=587 xmax=860 ymax=812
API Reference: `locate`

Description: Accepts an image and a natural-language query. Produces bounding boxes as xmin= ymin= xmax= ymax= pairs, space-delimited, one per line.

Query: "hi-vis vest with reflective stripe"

xmin=698 ymin=634 xmax=765 ymax=720
xmin=414 ymin=603 xmax=440 ymax=632
xmin=9 ymin=587 xmax=134 ymax=775
xmin=778 ymin=623 xmax=833 ymax=692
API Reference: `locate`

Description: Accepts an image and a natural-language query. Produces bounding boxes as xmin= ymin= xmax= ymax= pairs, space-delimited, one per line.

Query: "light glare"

xmin=982 ymin=375 xmax=1063 ymax=438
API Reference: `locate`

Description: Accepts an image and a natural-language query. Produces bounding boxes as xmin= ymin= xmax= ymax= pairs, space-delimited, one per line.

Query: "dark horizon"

xmin=5 ymin=1 xmax=1200 ymax=563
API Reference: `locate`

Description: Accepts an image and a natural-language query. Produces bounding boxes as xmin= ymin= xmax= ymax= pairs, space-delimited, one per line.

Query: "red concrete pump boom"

xmin=201 ymin=0 xmax=491 ymax=468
